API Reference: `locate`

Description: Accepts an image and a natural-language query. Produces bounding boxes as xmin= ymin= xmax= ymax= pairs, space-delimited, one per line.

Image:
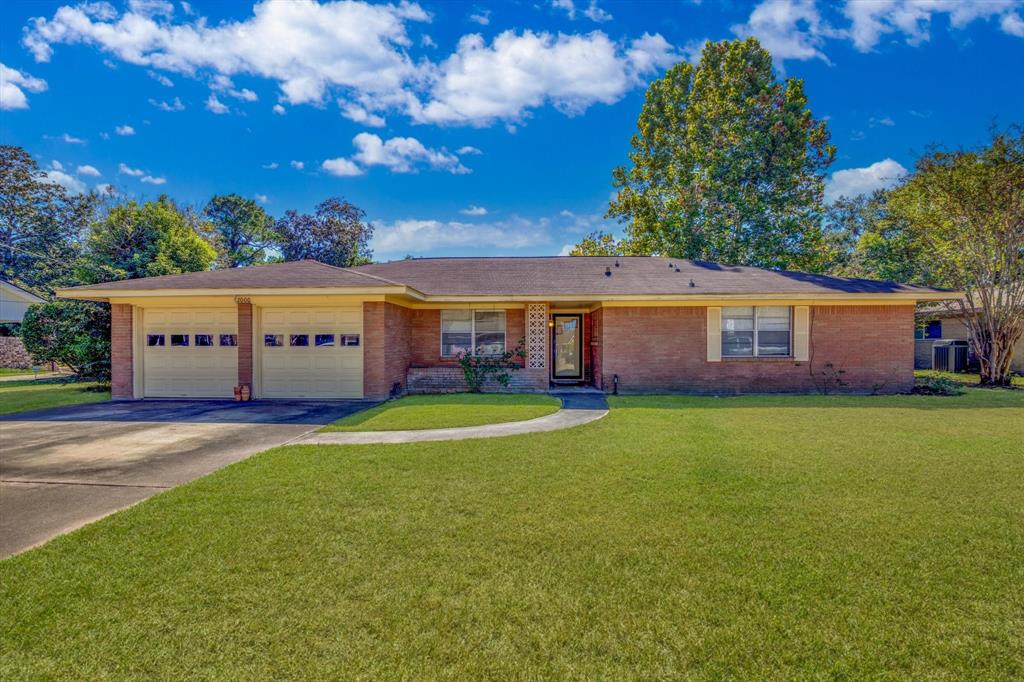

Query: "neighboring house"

xmin=915 ymin=302 xmax=1024 ymax=373
xmin=1 ymin=279 xmax=44 ymax=324
xmin=57 ymin=257 xmax=953 ymax=400
xmin=0 ymin=279 xmax=46 ymax=369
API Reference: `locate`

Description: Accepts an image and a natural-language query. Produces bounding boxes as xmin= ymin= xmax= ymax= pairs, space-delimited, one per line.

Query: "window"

xmin=915 ymin=320 xmax=942 ymax=340
xmin=341 ymin=334 xmax=360 ymax=347
xmin=441 ymin=310 xmax=506 ymax=356
xmin=722 ymin=306 xmax=791 ymax=357
xmin=315 ymin=334 xmax=335 ymax=347
xmin=264 ymin=334 xmax=283 ymax=347
xmin=219 ymin=334 xmax=238 ymax=347
xmin=194 ymin=334 xmax=213 ymax=347
xmin=170 ymin=334 xmax=189 ymax=347
xmin=290 ymin=334 xmax=309 ymax=347
xmin=146 ymin=334 xmax=165 ymax=347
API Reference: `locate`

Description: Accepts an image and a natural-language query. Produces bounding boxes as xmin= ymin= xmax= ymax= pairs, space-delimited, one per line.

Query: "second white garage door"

xmin=260 ymin=306 xmax=363 ymax=399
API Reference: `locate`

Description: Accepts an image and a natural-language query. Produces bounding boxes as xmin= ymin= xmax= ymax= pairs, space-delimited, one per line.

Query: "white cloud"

xmin=43 ymin=169 xmax=86 ymax=193
xmin=290 ymin=160 xmax=304 ymax=170
xmin=261 ymin=161 xmax=279 ymax=169
xmin=321 ymin=157 xmax=365 ymax=177
xmin=24 ymin=0 xmax=430 ymax=107
xmin=732 ymin=0 xmax=835 ymax=65
xmin=51 ymin=160 xmax=64 ymax=170
xmin=469 ymin=9 xmax=490 ymax=26
xmin=211 ymin=74 xmax=257 ymax=101
xmin=49 ymin=133 xmax=86 ymax=144
xmin=115 ymin=124 xmax=136 ymax=135
xmin=272 ymin=103 xmax=286 ymax=114
xmin=351 ymin=132 xmax=469 ymax=174
xmin=584 ymin=1 xmax=613 ymax=22
xmin=149 ymin=96 xmax=184 ymax=111
xmin=179 ymin=2 xmax=194 ymax=16
xmin=421 ymin=34 xmax=436 ymax=48
xmin=460 ymin=205 xmax=487 ymax=216
xmin=255 ymin=193 xmax=268 ymax=204
xmin=456 ymin=145 xmax=482 ymax=155
xmin=372 ymin=216 xmax=551 ymax=256
xmin=843 ymin=0 xmax=1023 ymax=51
xmin=825 ymin=158 xmax=908 ymax=202
xmin=129 ymin=0 xmax=175 ymax=18
xmin=869 ymin=115 xmax=895 ymax=127
xmin=206 ymin=93 xmax=229 ymax=114
xmin=77 ymin=164 xmax=101 ymax=176
xmin=96 ymin=183 xmax=115 ymax=194
xmin=552 ymin=0 xmax=576 ymax=20
xmin=141 ymin=174 xmax=166 ymax=185
xmin=0 ymin=63 xmax=48 ymax=110
xmin=147 ymin=69 xmax=173 ymax=86
xmin=118 ymin=163 xmax=145 ymax=176
xmin=418 ymin=30 xmax=677 ymax=126
xmin=340 ymin=103 xmax=386 ymax=127
xmin=558 ymin=243 xmax=575 ymax=256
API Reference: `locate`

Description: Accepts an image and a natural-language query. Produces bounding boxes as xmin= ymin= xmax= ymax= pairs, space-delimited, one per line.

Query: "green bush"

xmin=913 ymin=372 xmax=966 ymax=396
xmin=21 ymin=301 xmax=111 ymax=382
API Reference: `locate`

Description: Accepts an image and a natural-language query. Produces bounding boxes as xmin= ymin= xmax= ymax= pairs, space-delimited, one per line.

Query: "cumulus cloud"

xmin=469 ymin=9 xmax=490 ymax=26
xmin=0 ymin=62 xmax=48 ymax=110
xmin=825 ymin=158 xmax=907 ymax=202
xmin=552 ymin=0 xmax=576 ymax=20
xmin=290 ymin=160 xmax=304 ymax=170
xmin=77 ymin=164 xmax=101 ymax=176
xmin=460 ymin=205 xmax=487 ymax=216
xmin=351 ymin=133 xmax=470 ymax=174
xmin=141 ymin=174 xmax=166 ymax=185
xmin=321 ymin=157 xmax=364 ymax=177
xmin=149 ymin=96 xmax=184 ymax=111
xmin=340 ymin=103 xmax=386 ymax=127
xmin=1003 ymin=11 xmax=1024 ymax=36
xmin=272 ymin=103 xmax=286 ymax=114
xmin=118 ymin=163 xmax=145 ymax=176
xmin=843 ymin=0 xmax=1023 ymax=51
xmin=456 ymin=145 xmax=482 ymax=155
xmin=584 ymin=2 xmax=613 ymax=22
xmin=372 ymin=216 xmax=551 ymax=256
xmin=206 ymin=93 xmax=229 ymax=114
xmin=418 ymin=30 xmax=677 ymax=126
xmin=261 ymin=161 xmax=278 ymax=169
xmin=115 ymin=124 xmax=136 ymax=135
xmin=211 ymin=74 xmax=257 ymax=101
xmin=255 ymin=193 xmax=268 ymax=204
xmin=47 ymin=133 xmax=86 ymax=144
xmin=44 ymin=169 xmax=87 ymax=193
xmin=147 ymin=69 xmax=173 ymax=86
xmin=732 ymin=0 xmax=835 ymax=65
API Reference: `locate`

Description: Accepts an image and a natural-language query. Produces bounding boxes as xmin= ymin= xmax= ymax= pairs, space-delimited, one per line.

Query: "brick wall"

xmin=384 ymin=302 xmax=411 ymax=394
xmin=363 ymin=301 xmax=414 ymax=399
xmin=0 ymin=337 xmax=33 ymax=368
xmin=237 ymin=301 xmax=252 ymax=388
xmin=597 ymin=305 xmax=914 ymax=394
xmin=407 ymin=366 xmax=547 ymax=393
xmin=591 ymin=307 xmax=604 ymax=390
xmin=111 ymin=303 xmax=134 ymax=399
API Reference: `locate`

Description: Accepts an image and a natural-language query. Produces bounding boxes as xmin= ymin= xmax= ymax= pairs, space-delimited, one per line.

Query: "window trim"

xmin=721 ymin=306 xmax=793 ymax=358
xmin=440 ymin=310 xmax=507 ymax=358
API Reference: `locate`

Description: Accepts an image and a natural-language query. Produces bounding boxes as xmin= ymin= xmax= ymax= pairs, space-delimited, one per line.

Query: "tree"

xmin=21 ymin=300 xmax=111 ymax=381
xmin=203 ymin=194 xmax=277 ymax=267
xmin=569 ymin=231 xmax=630 ymax=256
xmin=884 ymin=128 xmax=1024 ymax=386
xmin=276 ymin=197 xmax=373 ymax=267
xmin=79 ymin=196 xmax=217 ymax=283
xmin=0 ymin=145 xmax=98 ymax=294
xmin=822 ymin=191 xmax=924 ymax=282
xmin=598 ymin=38 xmax=834 ymax=270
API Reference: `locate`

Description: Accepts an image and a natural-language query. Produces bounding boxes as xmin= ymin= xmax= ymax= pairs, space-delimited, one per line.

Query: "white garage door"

xmin=143 ymin=308 xmax=238 ymax=398
xmin=260 ymin=307 xmax=363 ymax=399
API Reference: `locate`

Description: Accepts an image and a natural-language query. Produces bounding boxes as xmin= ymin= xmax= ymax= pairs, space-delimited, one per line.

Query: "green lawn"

xmin=0 ymin=379 xmax=109 ymax=416
xmin=0 ymin=368 xmax=34 ymax=376
xmin=321 ymin=393 xmax=561 ymax=431
xmin=916 ymin=369 xmax=1024 ymax=387
xmin=3 ymin=389 xmax=1023 ymax=678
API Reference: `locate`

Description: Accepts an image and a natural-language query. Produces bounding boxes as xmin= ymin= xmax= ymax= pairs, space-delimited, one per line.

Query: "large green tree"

xmin=79 ymin=196 xmax=217 ymax=283
xmin=0 ymin=145 xmax=98 ymax=294
xmin=590 ymin=38 xmax=834 ymax=270
xmin=276 ymin=197 xmax=373 ymax=267
xmin=203 ymin=194 xmax=277 ymax=267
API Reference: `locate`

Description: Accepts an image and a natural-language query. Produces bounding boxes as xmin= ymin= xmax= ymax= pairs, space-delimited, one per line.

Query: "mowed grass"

xmin=2 ymin=390 xmax=1023 ymax=679
xmin=0 ymin=368 xmax=34 ymax=376
xmin=321 ymin=393 xmax=561 ymax=431
xmin=916 ymin=369 xmax=1024 ymax=387
xmin=0 ymin=379 xmax=108 ymax=416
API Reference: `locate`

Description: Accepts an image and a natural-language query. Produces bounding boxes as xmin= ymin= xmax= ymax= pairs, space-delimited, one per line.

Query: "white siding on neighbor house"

xmin=1 ymin=281 xmax=44 ymax=323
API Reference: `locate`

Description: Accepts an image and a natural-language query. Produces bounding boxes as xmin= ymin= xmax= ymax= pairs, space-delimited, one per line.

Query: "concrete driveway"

xmin=0 ymin=399 xmax=372 ymax=559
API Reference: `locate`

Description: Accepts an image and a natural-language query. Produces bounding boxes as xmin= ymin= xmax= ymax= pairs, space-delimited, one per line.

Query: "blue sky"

xmin=2 ymin=0 xmax=1022 ymax=261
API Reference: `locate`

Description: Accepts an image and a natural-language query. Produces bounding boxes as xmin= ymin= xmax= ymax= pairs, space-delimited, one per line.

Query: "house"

xmin=57 ymin=257 xmax=954 ymax=400
xmin=1 ymin=279 xmax=45 ymax=369
xmin=915 ymin=302 xmax=1024 ymax=373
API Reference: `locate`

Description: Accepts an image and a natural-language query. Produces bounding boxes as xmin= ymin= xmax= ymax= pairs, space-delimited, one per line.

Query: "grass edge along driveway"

xmin=320 ymin=393 xmax=561 ymax=431
xmin=0 ymin=379 xmax=108 ymax=416
xmin=2 ymin=389 xmax=1022 ymax=679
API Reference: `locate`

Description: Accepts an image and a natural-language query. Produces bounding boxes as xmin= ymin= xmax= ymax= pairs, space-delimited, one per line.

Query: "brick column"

xmin=110 ymin=303 xmax=134 ymax=399
xmin=237 ymin=299 xmax=253 ymax=391
xmin=363 ymin=301 xmax=387 ymax=399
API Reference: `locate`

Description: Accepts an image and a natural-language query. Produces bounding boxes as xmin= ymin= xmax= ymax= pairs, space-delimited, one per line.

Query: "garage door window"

xmin=264 ymin=334 xmax=283 ymax=347
xmin=220 ymin=334 xmax=237 ymax=347
xmin=195 ymin=334 xmax=213 ymax=347
xmin=290 ymin=334 xmax=310 ymax=347
xmin=171 ymin=334 xmax=189 ymax=347
xmin=315 ymin=334 xmax=334 ymax=346
xmin=341 ymin=334 xmax=360 ymax=347
xmin=147 ymin=334 xmax=165 ymax=347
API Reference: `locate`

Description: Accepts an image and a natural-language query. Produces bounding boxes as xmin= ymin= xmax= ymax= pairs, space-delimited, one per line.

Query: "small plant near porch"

xmin=456 ymin=338 xmax=527 ymax=392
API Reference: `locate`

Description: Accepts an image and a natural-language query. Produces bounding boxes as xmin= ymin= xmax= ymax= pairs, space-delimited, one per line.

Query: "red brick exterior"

xmin=237 ymin=301 xmax=253 ymax=389
xmin=407 ymin=308 xmax=526 ymax=367
xmin=596 ymin=305 xmax=915 ymax=394
xmin=363 ymin=301 xmax=413 ymax=399
xmin=110 ymin=303 xmax=134 ymax=399
xmin=590 ymin=307 xmax=604 ymax=390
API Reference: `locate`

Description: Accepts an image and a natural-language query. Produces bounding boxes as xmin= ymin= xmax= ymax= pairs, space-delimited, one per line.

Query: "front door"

xmin=552 ymin=314 xmax=583 ymax=381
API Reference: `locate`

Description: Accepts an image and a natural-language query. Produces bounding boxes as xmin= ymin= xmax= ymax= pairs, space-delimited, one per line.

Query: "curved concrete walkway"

xmin=294 ymin=393 xmax=608 ymax=445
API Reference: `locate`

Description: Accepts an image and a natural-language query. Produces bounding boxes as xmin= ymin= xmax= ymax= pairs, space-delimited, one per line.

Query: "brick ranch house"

xmin=57 ymin=257 xmax=953 ymax=400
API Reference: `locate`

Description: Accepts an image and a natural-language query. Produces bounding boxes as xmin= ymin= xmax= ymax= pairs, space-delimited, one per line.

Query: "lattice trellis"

xmin=526 ymin=303 xmax=548 ymax=369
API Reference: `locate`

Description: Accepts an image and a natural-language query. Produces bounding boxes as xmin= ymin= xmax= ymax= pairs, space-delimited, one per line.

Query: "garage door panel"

xmin=259 ymin=306 xmax=363 ymax=399
xmin=143 ymin=307 xmax=237 ymax=398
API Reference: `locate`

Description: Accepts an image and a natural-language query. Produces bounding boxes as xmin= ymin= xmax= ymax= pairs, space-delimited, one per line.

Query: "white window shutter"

xmin=793 ymin=306 xmax=810 ymax=361
xmin=707 ymin=307 xmax=722 ymax=362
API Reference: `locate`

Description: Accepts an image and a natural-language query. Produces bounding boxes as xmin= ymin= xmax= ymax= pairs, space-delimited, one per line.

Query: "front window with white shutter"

xmin=722 ymin=306 xmax=792 ymax=357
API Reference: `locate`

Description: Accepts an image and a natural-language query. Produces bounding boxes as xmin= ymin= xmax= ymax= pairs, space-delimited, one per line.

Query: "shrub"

xmin=457 ymin=339 xmax=527 ymax=392
xmin=913 ymin=372 xmax=966 ymax=396
xmin=21 ymin=300 xmax=111 ymax=382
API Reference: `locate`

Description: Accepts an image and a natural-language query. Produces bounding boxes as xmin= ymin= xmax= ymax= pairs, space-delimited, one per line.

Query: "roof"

xmin=0 ymin=279 xmax=45 ymax=303
xmin=57 ymin=256 xmax=954 ymax=300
